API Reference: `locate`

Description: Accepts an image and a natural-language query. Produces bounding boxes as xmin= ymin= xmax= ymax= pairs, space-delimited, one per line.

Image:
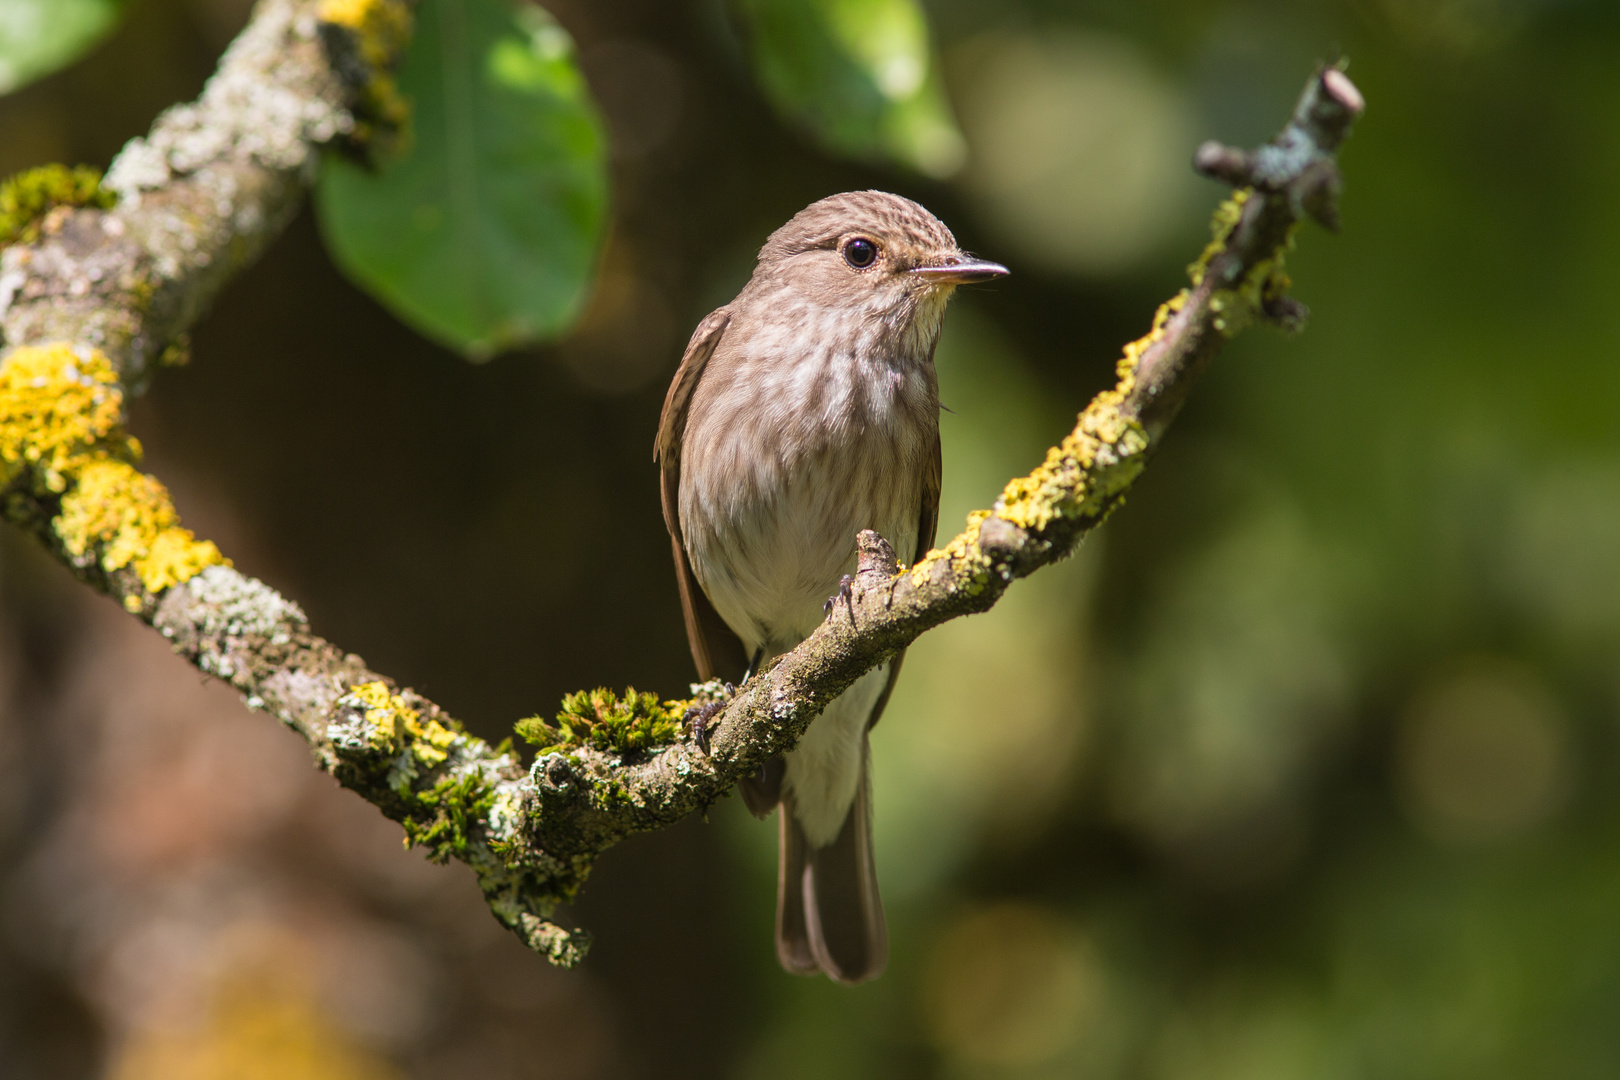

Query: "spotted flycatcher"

xmin=655 ymin=191 xmax=1007 ymax=982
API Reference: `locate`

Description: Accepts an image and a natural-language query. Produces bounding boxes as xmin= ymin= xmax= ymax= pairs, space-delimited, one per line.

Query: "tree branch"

xmin=0 ymin=0 xmax=1364 ymax=967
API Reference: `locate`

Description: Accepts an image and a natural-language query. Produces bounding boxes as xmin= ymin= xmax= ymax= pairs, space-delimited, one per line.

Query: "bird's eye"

xmin=842 ymin=237 xmax=878 ymax=269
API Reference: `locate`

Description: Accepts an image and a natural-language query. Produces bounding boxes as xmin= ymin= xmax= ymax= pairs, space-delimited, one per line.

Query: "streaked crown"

xmin=758 ymin=190 xmax=958 ymax=267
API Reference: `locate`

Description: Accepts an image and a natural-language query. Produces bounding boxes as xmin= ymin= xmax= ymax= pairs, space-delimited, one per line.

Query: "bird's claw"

xmin=684 ymin=701 xmax=724 ymax=754
xmin=823 ymin=574 xmax=857 ymax=627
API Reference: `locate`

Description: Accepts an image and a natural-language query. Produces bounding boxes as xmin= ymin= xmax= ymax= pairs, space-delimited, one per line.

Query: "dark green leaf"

xmin=316 ymin=0 xmax=608 ymax=359
xmin=0 ymin=0 xmax=128 ymax=95
xmin=733 ymin=0 xmax=965 ymax=177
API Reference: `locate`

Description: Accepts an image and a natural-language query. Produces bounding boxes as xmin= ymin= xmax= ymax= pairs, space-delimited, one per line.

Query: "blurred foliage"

xmin=6 ymin=0 xmax=1620 ymax=1078
xmin=731 ymin=0 xmax=966 ymax=177
xmin=316 ymin=0 xmax=608 ymax=359
xmin=0 ymin=0 xmax=128 ymax=95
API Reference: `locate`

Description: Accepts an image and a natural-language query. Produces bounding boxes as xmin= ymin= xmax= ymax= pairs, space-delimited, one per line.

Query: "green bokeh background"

xmin=4 ymin=0 xmax=1620 ymax=1077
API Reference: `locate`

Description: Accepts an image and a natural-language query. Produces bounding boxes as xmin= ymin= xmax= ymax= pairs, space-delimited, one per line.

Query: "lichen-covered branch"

xmin=0 ymin=0 xmax=408 ymax=387
xmin=0 ymin=0 xmax=1363 ymax=970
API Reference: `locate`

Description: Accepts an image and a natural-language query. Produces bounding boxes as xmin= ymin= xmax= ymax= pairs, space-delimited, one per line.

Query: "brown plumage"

xmin=655 ymin=191 xmax=1006 ymax=983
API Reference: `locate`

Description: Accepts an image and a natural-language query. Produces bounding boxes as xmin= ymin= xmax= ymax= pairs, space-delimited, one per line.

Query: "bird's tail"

xmin=775 ymin=748 xmax=887 ymax=983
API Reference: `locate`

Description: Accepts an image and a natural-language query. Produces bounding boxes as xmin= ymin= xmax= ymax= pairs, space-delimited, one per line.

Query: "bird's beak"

xmin=909 ymin=256 xmax=1010 ymax=285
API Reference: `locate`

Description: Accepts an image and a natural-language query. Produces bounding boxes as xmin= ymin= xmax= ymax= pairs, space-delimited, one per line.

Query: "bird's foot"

xmin=823 ymin=574 xmax=857 ymax=627
xmin=684 ymin=700 xmax=725 ymax=754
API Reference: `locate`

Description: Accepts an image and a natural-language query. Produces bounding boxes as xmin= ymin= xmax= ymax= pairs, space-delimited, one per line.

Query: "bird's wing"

xmin=866 ymin=430 xmax=942 ymax=732
xmin=656 ymin=307 xmax=750 ymax=683
xmin=917 ymin=429 xmax=943 ymax=566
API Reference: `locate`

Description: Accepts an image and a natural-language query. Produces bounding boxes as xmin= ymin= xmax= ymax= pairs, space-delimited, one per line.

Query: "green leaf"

xmin=0 ymin=0 xmax=128 ymax=95
xmin=733 ymin=0 xmax=965 ymax=178
xmin=316 ymin=0 xmax=608 ymax=359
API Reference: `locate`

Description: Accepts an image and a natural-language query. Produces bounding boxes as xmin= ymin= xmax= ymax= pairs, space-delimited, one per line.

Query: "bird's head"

xmin=752 ymin=191 xmax=1007 ymax=354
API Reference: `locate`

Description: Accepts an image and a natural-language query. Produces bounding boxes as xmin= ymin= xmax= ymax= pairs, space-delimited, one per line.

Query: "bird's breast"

xmin=679 ymin=334 xmax=937 ymax=654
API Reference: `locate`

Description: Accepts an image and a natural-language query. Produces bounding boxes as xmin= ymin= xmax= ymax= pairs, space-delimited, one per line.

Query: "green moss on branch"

xmin=516 ymin=687 xmax=688 ymax=756
xmin=0 ymin=166 xmax=114 ymax=249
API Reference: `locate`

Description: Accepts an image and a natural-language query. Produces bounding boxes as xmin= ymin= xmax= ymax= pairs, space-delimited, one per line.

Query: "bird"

xmin=655 ymin=191 xmax=1007 ymax=983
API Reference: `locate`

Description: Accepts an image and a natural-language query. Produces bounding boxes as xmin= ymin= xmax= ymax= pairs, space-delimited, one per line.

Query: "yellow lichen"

xmin=349 ymin=680 xmax=416 ymax=750
xmin=339 ymin=682 xmax=493 ymax=865
xmin=317 ymin=0 xmax=410 ymax=63
xmin=0 ymin=342 xmax=125 ymax=491
xmin=1209 ymin=223 xmax=1297 ymax=337
xmin=0 ymin=342 xmax=226 ymax=606
xmin=912 ymin=310 xmax=1165 ymax=582
xmin=139 ymin=521 xmax=226 ymax=592
xmin=317 ymin=0 xmax=413 ymax=146
xmin=1117 ymin=289 xmax=1187 ymax=394
xmin=1183 ymin=188 xmax=1297 ymax=337
xmin=908 ymin=509 xmax=994 ymax=589
xmin=347 ymin=680 xmax=461 ymax=766
xmin=56 ymin=458 xmax=225 ymax=593
xmin=1188 ymin=189 xmax=1252 ymax=287
xmin=990 ymin=404 xmax=1148 ymax=536
xmin=411 ymin=717 xmax=460 ymax=767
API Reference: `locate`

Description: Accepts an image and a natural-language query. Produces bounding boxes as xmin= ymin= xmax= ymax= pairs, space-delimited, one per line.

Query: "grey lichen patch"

xmin=154 ymin=564 xmax=306 ymax=685
xmin=181 ymin=563 xmax=307 ymax=638
xmin=685 ymin=678 xmax=732 ymax=713
xmin=97 ymin=4 xmax=354 ymax=362
xmin=0 ymin=212 xmax=154 ymax=369
xmin=104 ymin=1 xmax=353 ymax=206
xmin=484 ymin=780 xmax=526 ymax=841
xmin=517 ymin=914 xmax=592 ymax=968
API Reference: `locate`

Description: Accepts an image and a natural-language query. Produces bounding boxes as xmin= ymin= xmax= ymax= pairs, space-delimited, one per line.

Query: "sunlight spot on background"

xmin=949 ymin=31 xmax=1200 ymax=278
xmin=108 ymin=922 xmax=402 ymax=1080
xmin=1397 ymin=660 xmax=1572 ymax=844
xmin=924 ymin=902 xmax=1104 ymax=1068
